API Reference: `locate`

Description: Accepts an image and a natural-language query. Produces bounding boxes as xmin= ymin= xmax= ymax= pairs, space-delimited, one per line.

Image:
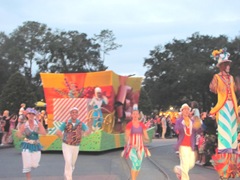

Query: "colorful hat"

xmin=211 ymin=47 xmax=232 ymax=67
xmin=133 ymin=104 xmax=138 ymax=111
xmin=26 ymin=108 xmax=37 ymax=115
xmin=95 ymin=87 xmax=102 ymax=93
xmin=69 ymin=107 xmax=79 ymax=112
xmin=180 ymin=103 xmax=191 ymax=111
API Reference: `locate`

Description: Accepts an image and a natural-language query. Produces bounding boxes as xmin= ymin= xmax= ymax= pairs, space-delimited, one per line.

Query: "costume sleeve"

xmin=59 ymin=122 xmax=66 ymax=131
xmin=89 ymin=98 xmax=95 ymax=106
xmin=140 ymin=122 xmax=147 ymax=130
xmin=174 ymin=118 xmax=182 ymax=132
xmin=209 ymin=74 xmax=218 ymax=94
xmin=102 ymin=96 xmax=108 ymax=105
xmin=81 ymin=122 xmax=88 ymax=132
xmin=126 ymin=122 xmax=132 ymax=130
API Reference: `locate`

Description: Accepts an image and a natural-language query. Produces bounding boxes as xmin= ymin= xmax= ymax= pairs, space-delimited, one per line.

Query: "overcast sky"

xmin=1 ymin=0 xmax=240 ymax=77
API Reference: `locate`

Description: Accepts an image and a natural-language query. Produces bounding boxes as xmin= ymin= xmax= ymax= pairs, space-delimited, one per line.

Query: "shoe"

xmin=174 ymin=166 xmax=182 ymax=180
xmin=219 ymin=177 xmax=229 ymax=180
xmin=195 ymin=160 xmax=200 ymax=164
xmin=203 ymin=162 xmax=213 ymax=166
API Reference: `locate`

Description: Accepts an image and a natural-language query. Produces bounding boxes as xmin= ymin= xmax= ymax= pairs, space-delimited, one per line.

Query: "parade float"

xmin=13 ymin=70 xmax=155 ymax=152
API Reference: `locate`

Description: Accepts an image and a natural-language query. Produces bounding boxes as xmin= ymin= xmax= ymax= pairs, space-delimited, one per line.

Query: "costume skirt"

xmin=211 ymin=101 xmax=239 ymax=178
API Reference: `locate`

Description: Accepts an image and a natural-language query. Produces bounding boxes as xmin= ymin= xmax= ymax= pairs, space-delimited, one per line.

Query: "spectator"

xmin=17 ymin=110 xmax=27 ymax=130
xmin=1 ymin=110 xmax=10 ymax=146
xmin=161 ymin=115 xmax=167 ymax=139
xmin=19 ymin=103 xmax=26 ymax=115
xmin=39 ymin=110 xmax=48 ymax=130
xmin=202 ymin=113 xmax=217 ymax=167
xmin=196 ymin=131 xmax=205 ymax=165
xmin=155 ymin=115 xmax=161 ymax=138
xmin=0 ymin=116 xmax=3 ymax=144
xmin=166 ymin=115 xmax=173 ymax=138
xmin=8 ymin=114 xmax=18 ymax=143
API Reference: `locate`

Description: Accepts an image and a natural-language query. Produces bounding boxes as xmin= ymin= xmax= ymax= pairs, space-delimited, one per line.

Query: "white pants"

xmin=22 ymin=149 xmax=41 ymax=173
xmin=62 ymin=143 xmax=79 ymax=180
xmin=178 ymin=146 xmax=195 ymax=180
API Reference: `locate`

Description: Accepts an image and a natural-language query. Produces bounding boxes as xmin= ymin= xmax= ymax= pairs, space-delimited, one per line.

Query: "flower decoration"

xmin=210 ymin=48 xmax=227 ymax=61
xmin=54 ymin=78 xmax=95 ymax=98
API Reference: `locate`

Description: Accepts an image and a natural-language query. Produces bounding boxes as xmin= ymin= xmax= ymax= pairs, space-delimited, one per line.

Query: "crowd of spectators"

xmin=0 ymin=103 xmax=48 ymax=146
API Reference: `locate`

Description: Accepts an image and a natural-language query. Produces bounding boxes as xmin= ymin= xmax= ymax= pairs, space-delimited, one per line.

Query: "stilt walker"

xmin=209 ymin=48 xmax=240 ymax=180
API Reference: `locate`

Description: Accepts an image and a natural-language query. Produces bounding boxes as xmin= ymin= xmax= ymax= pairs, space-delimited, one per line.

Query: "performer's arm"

xmin=102 ymin=96 xmax=108 ymax=105
xmin=143 ymin=129 xmax=150 ymax=143
xmin=16 ymin=123 xmax=25 ymax=138
xmin=38 ymin=121 xmax=47 ymax=135
xmin=55 ymin=122 xmax=66 ymax=140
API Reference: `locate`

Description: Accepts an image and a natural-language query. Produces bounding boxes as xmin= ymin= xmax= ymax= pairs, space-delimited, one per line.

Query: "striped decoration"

xmin=48 ymin=121 xmax=63 ymax=135
xmin=218 ymin=101 xmax=238 ymax=151
xmin=53 ymin=98 xmax=90 ymax=123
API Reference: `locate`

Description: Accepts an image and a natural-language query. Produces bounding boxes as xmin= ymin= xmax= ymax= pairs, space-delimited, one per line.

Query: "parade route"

xmin=0 ymin=138 xmax=219 ymax=180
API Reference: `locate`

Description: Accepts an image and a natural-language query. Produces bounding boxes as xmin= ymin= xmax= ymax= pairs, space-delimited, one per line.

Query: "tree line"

xmin=0 ymin=21 xmax=239 ymax=115
xmin=0 ymin=21 xmax=121 ymax=113
xmin=140 ymin=32 xmax=240 ymax=114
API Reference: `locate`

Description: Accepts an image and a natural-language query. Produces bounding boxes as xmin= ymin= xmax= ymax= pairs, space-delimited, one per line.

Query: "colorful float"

xmin=13 ymin=70 xmax=155 ymax=151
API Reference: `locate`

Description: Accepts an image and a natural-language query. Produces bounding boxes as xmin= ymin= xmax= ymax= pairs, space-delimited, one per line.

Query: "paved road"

xmin=0 ymin=138 xmax=219 ymax=180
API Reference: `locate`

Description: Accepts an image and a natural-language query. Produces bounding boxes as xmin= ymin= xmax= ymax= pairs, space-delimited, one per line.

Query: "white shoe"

xmin=195 ymin=160 xmax=200 ymax=164
xmin=174 ymin=166 xmax=182 ymax=180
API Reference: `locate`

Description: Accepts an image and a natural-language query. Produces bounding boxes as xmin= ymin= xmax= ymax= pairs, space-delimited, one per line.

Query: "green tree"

xmin=38 ymin=30 xmax=106 ymax=73
xmin=0 ymin=72 xmax=37 ymax=114
xmin=93 ymin=29 xmax=122 ymax=63
xmin=10 ymin=21 xmax=52 ymax=80
xmin=0 ymin=32 xmax=11 ymax=92
xmin=143 ymin=33 xmax=232 ymax=112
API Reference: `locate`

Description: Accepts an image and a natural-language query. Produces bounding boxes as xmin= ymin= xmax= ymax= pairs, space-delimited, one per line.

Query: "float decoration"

xmin=12 ymin=70 xmax=155 ymax=152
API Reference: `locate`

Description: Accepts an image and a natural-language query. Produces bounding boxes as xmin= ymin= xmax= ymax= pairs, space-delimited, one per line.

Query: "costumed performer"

xmin=121 ymin=104 xmax=151 ymax=180
xmin=174 ymin=103 xmax=202 ymax=180
xmin=55 ymin=107 xmax=89 ymax=180
xmin=89 ymin=87 xmax=108 ymax=131
xmin=209 ymin=48 xmax=240 ymax=180
xmin=17 ymin=108 xmax=47 ymax=180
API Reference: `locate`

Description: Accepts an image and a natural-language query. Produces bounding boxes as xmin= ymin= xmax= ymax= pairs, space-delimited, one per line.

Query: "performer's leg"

xmin=71 ymin=145 xmax=79 ymax=172
xmin=129 ymin=149 xmax=144 ymax=180
xmin=179 ymin=146 xmax=195 ymax=180
xmin=62 ymin=143 xmax=73 ymax=180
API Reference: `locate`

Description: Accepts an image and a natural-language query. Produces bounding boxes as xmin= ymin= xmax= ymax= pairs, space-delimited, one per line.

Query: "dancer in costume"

xmin=121 ymin=104 xmax=151 ymax=180
xmin=17 ymin=108 xmax=47 ymax=180
xmin=173 ymin=103 xmax=202 ymax=180
xmin=55 ymin=107 xmax=89 ymax=180
xmin=89 ymin=87 xmax=108 ymax=131
xmin=209 ymin=48 xmax=240 ymax=180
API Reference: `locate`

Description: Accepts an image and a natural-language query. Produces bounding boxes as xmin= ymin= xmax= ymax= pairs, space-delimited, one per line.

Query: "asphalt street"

xmin=0 ymin=138 xmax=219 ymax=180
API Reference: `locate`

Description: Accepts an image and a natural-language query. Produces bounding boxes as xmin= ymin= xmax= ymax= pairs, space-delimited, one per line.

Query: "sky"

xmin=1 ymin=0 xmax=240 ymax=77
